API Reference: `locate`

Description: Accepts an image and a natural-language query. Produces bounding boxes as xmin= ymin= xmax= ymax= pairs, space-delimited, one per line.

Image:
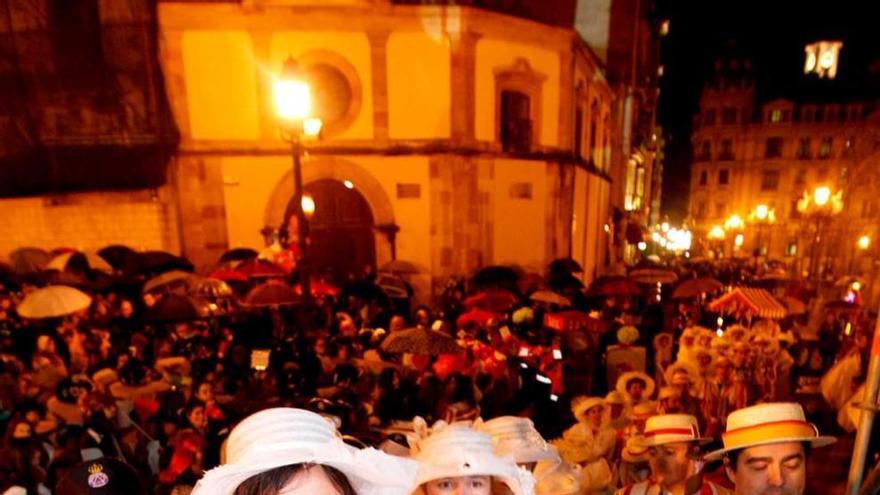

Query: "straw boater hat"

xmin=475 ymin=416 xmax=560 ymax=464
xmin=643 ymin=414 xmax=711 ymax=446
xmin=191 ymin=408 xmax=417 ymax=495
xmin=631 ymin=402 xmax=657 ymax=421
xmin=621 ymin=436 xmax=650 ymax=463
xmin=665 ymin=361 xmax=700 ymax=389
xmin=604 ymin=391 xmax=626 ymax=406
xmin=616 ymin=371 xmax=656 ymax=399
xmin=571 ymin=396 xmax=605 ymax=420
xmin=412 ymin=424 xmax=535 ymax=495
xmin=704 ymin=402 xmax=836 ymax=461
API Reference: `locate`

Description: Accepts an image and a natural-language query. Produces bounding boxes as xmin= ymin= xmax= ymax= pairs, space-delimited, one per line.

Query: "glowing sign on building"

xmin=804 ymin=41 xmax=842 ymax=79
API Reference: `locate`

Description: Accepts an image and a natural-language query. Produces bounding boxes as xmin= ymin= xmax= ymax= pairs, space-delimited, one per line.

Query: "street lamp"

xmin=274 ymin=55 xmax=322 ymax=305
xmin=725 ymin=214 xmax=745 ymax=257
xmin=707 ymin=224 xmax=725 ymax=259
xmin=858 ymin=235 xmax=871 ymax=251
xmin=749 ymin=204 xmax=776 ymax=265
xmin=797 ymin=185 xmax=843 ymax=282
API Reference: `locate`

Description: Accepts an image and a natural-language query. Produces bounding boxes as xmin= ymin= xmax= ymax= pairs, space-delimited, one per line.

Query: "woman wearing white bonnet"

xmin=191 ymin=407 xmax=417 ymax=495
xmin=475 ymin=416 xmax=580 ymax=495
xmin=409 ymin=420 xmax=535 ymax=495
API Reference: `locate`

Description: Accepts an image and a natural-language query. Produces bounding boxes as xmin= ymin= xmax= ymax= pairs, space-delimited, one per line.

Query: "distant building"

xmin=689 ymin=55 xmax=880 ymax=277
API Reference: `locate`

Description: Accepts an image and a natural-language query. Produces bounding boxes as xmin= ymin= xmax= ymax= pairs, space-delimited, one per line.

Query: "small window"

xmin=718 ymin=169 xmax=729 ymax=186
xmin=844 ymin=137 xmax=855 ymax=156
xmin=396 ymin=183 xmax=421 ymax=198
xmin=715 ymin=203 xmax=726 ymax=217
xmin=699 ymin=140 xmax=711 ymax=160
xmin=509 ymin=182 xmax=533 ymax=199
xmin=703 ymin=109 xmax=716 ymax=126
xmin=819 ymin=137 xmax=832 ymax=158
xmin=760 ymin=170 xmax=780 ymax=191
xmin=786 ymin=241 xmax=798 ymax=256
xmin=719 ymin=139 xmax=734 ymax=161
xmin=721 ymin=107 xmax=737 ymax=125
xmin=500 ymin=90 xmax=532 ymax=153
xmin=794 ymin=168 xmax=806 ymax=185
xmin=797 ymin=138 xmax=811 ymax=159
xmin=699 ymin=170 xmax=708 ymax=186
xmin=770 ymin=109 xmax=783 ymax=123
xmin=765 ymin=137 xmax=783 ymax=158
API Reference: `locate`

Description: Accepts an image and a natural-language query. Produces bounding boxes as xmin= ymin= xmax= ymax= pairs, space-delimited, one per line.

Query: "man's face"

xmin=649 ymin=442 xmax=693 ymax=486
xmin=628 ymin=381 xmax=645 ymax=400
xmin=726 ymin=442 xmax=806 ymax=495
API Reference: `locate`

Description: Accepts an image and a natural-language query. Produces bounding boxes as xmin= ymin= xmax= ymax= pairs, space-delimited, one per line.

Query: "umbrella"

xmin=9 ymin=247 xmax=51 ymax=274
xmin=189 ymin=277 xmax=234 ymax=300
xmin=529 ymin=290 xmax=572 ymax=307
xmin=241 ymin=282 xmax=301 ymax=308
xmin=145 ymin=295 xmax=214 ymax=322
xmin=464 ymin=289 xmax=518 ymax=313
xmin=629 ymin=267 xmax=678 ymax=285
xmin=18 ymin=285 xmax=92 ymax=319
xmin=672 ymin=277 xmax=724 ymax=299
xmin=143 ymin=270 xmax=198 ymax=295
xmin=780 ymin=296 xmax=806 ymax=316
xmin=97 ymin=245 xmax=137 ymax=270
xmin=208 ymin=268 xmax=249 ymax=283
xmin=235 ymin=259 xmax=287 ymax=280
xmin=760 ymin=268 xmax=790 ymax=282
xmin=294 ymin=279 xmax=341 ymax=298
xmin=590 ymin=276 xmax=642 ymax=297
xmin=219 ymin=247 xmax=259 ymax=264
xmin=378 ymin=260 xmax=421 ymax=274
xmin=129 ymin=251 xmax=194 ymax=275
xmin=380 ymin=327 xmax=461 ymax=355
xmin=46 ymin=252 xmax=113 ymax=273
xmin=471 ymin=265 xmax=523 ymax=290
xmin=341 ymin=279 xmax=390 ymax=304
xmin=456 ymin=308 xmax=503 ymax=328
xmin=549 ymin=258 xmax=583 ymax=274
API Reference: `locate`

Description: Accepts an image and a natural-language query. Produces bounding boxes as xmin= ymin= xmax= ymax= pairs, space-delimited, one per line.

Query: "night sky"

xmin=656 ymin=0 xmax=880 ymax=222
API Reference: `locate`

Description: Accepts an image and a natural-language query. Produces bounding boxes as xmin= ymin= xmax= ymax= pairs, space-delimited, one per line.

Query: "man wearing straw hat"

xmin=616 ymin=414 xmax=730 ymax=495
xmin=705 ymin=402 xmax=835 ymax=495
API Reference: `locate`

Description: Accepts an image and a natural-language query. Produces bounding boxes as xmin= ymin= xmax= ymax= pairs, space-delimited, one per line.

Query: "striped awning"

xmin=708 ymin=287 xmax=788 ymax=320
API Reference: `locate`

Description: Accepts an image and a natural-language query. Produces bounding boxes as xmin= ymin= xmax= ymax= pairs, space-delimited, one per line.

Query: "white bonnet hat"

xmin=192 ymin=408 xmax=417 ymax=495
xmin=474 ymin=416 xmax=560 ymax=464
xmin=412 ymin=423 xmax=535 ymax=495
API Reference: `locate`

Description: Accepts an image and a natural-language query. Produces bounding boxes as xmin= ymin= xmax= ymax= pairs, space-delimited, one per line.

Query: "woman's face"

xmin=188 ymin=406 xmax=207 ymax=430
xmin=279 ymin=466 xmax=346 ymax=495
xmin=425 ymin=476 xmax=492 ymax=495
xmin=585 ymin=405 xmax=604 ymax=427
xmin=196 ymin=383 xmax=213 ymax=402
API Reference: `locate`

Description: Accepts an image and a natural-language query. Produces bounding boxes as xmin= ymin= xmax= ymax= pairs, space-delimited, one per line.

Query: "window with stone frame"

xmin=721 ymin=107 xmax=737 ymax=125
xmin=819 ymin=137 xmax=832 ymax=158
xmin=765 ymin=137 xmax=783 ymax=158
xmin=494 ymin=58 xmax=546 ymax=153
xmin=699 ymin=170 xmax=708 ymax=186
xmin=797 ymin=138 xmax=811 ymax=159
xmin=760 ymin=169 xmax=780 ymax=191
xmin=719 ymin=139 xmax=734 ymax=161
xmin=699 ymin=140 xmax=712 ymax=160
xmin=718 ymin=169 xmax=729 ymax=186
xmin=703 ymin=109 xmax=716 ymax=126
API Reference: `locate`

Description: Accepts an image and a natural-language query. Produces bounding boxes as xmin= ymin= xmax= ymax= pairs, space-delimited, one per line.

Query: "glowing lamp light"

xmin=708 ymin=225 xmax=726 ymax=240
xmin=755 ymin=204 xmax=769 ymax=221
xmin=661 ymin=222 xmax=670 ymax=233
xmin=637 ymin=241 xmax=647 ymax=251
xmin=734 ymin=233 xmax=744 ymax=247
xmin=852 ymin=281 xmax=862 ymax=292
xmin=858 ymin=235 xmax=871 ymax=250
xmin=725 ymin=214 xmax=744 ymax=231
xmin=604 ymin=224 xmax=611 ymax=233
xmin=813 ymin=186 xmax=831 ymax=207
xmin=301 ymin=193 xmax=316 ymax=220
xmin=805 ymin=41 xmax=842 ymax=79
xmin=343 ymin=180 xmax=355 ymax=190
xmin=274 ymin=57 xmax=311 ymax=122
xmin=303 ymin=117 xmax=323 ymax=137
xmin=717 ymin=316 xmax=724 ymax=327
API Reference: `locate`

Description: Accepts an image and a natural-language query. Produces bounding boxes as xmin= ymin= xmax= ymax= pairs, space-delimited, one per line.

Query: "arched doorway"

xmin=285 ymin=179 xmax=376 ymax=283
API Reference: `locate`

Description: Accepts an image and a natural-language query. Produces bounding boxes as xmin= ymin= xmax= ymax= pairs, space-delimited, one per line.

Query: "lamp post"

xmin=725 ymin=214 xmax=745 ymax=257
xmin=707 ymin=224 xmax=725 ymax=259
xmin=797 ymin=185 xmax=843 ymax=283
xmin=274 ymin=56 xmax=322 ymax=306
xmin=749 ymin=204 xmax=776 ymax=268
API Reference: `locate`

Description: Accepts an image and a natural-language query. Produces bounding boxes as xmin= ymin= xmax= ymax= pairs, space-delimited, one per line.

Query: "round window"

xmin=306 ymin=64 xmax=353 ymax=129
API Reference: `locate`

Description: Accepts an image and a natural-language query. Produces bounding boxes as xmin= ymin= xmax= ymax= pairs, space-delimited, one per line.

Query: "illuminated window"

xmin=819 ymin=137 xmax=832 ymax=158
xmin=787 ymin=241 xmax=798 ymax=256
xmin=760 ymin=170 xmax=780 ymax=191
xmin=770 ymin=109 xmax=783 ymax=123
xmin=765 ymin=137 xmax=783 ymax=158
xmin=718 ymin=169 xmax=729 ymax=186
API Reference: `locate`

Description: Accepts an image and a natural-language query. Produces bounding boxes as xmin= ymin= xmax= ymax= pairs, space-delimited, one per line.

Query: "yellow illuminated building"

xmin=158 ymin=0 xmax=616 ymax=299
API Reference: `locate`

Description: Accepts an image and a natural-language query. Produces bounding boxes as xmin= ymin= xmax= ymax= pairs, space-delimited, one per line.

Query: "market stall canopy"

xmin=708 ymin=287 xmax=787 ymax=320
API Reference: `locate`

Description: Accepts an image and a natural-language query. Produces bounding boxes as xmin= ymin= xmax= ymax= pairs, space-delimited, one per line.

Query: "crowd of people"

xmin=0 ymin=248 xmax=871 ymax=494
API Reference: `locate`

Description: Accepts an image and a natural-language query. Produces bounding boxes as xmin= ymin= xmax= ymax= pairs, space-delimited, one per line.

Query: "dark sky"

xmin=656 ymin=0 xmax=880 ymax=222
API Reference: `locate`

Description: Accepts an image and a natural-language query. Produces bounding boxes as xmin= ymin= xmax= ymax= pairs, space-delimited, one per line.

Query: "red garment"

xmin=159 ymin=430 xmax=204 ymax=484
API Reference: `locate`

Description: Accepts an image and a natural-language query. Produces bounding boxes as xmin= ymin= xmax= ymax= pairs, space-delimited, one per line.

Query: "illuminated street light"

xmin=858 ymin=235 xmax=871 ymax=250
xmin=725 ymin=214 xmax=744 ymax=231
xmin=814 ymin=186 xmax=831 ymax=206
xmin=734 ymin=234 xmax=744 ymax=248
xmin=274 ymin=58 xmax=311 ymax=123
xmin=301 ymin=193 xmax=316 ymax=220
xmin=637 ymin=241 xmax=647 ymax=251
xmin=708 ymin=225 xmax=725 ymax=240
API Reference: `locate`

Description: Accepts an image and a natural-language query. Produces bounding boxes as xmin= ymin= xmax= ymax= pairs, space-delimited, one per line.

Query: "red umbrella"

xmin=241 ymin=282 xmax=301 ymax=308
xmin=294 ymin=279 xmax=341 ymax=297
xmin=457 ymin=308 xmax=503 ymax=328
xmin=589 ymin=276 xmax=642 ymax=297
xmin=235 ymin=259 xmax=287 ymax=280
xmin=208 ymin=268 xmax=249 ymax=283
xmin=463 ymin=289 xmax=518 ymax=313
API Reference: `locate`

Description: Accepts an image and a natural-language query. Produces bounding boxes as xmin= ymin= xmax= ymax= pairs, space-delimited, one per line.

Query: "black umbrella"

xmin=219 ymin=248 xmax=259 ymax=264
xmin=241 ymin=283 xmax=301 ymax=308
xmin=9 ymin=247 xmax=51 ymax=274
xmin=128 ymin=251 xmax=194 ymax=275
xmin=97 ymin=245 xmax=138 ymax=270
xmin=549 ymin=257 xmax=583 ymax=275
xmin=145 ymin=295 xmax=214 ymax=322
xmin=189 ymin=277 xmax=234 ymax=300
xmin=471 ymin=265 xmax=523 ymax=291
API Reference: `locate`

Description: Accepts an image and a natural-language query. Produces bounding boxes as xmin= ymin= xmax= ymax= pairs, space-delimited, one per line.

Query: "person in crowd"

xmin=616 ymin=371 xmax=656 ymax=413
xmin=559 ymin=396 xmax=615 ymax=492
xmin=705 ymin=402 xmax=836 ymax=495
xmin=616 ymin=414 xmax=730 ymax=495
xmin=192 ymin=407 xmax=417 ymax=495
